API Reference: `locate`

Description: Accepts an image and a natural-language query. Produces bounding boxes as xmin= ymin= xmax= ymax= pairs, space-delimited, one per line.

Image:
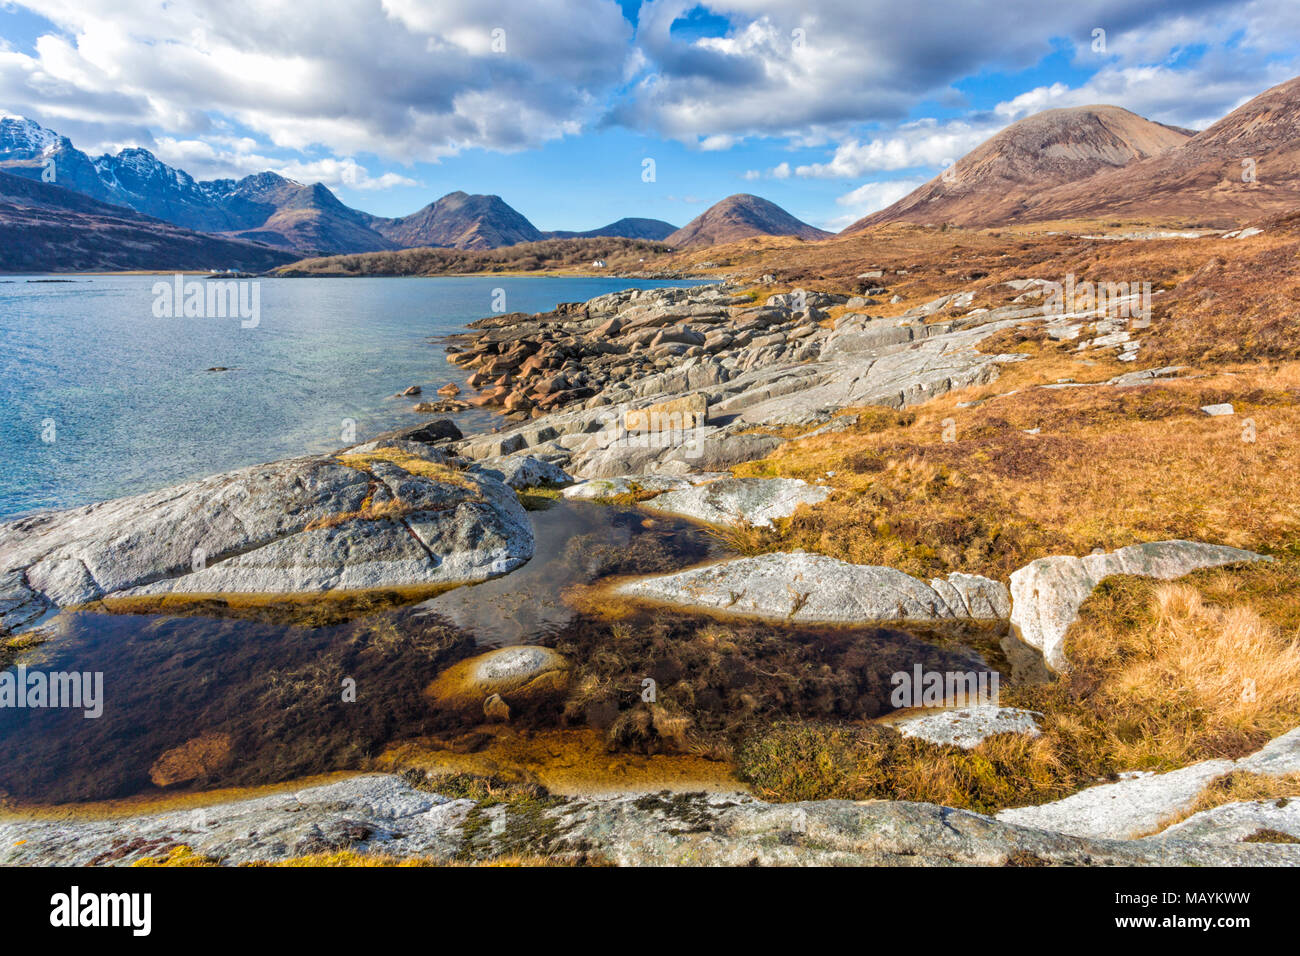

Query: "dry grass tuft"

xmin=739 ymin=564 xmax=1300 ymax=812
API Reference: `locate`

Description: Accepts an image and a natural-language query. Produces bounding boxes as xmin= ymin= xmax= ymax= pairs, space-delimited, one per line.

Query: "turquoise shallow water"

xmin=0 ymin=274 xmax=704 ymax=518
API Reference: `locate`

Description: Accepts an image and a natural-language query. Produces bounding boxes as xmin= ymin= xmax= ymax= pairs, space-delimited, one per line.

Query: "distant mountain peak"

xmin=666 ymin=193 xmax=831 ymax=248
xmin=370 ymin=191 xmax=543 ymax=250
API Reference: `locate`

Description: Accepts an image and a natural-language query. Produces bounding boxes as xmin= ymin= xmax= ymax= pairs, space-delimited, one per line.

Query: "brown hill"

xmin=1015 ymin=75 xmax=1300 ymax=227
xmin=367 ymin=192 xmax=543 ymax=250
xmin=846 ymin=106 xmax=1191 ymax=231
xmin=667 ymin=194 xmax=831 ymax=248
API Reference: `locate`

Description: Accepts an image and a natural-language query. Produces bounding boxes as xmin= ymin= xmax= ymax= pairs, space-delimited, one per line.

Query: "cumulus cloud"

xmin=0 ymin=0 xmax=633 ymax=162
xmin=822 ymin=176 xmax=928 ymax=230
xmin=794 ymin=120 xmax=995 ymax=178
xmin=0 ymin=0 xmax=1296 ymax=200
xmin=611 ymin=0 xmax=1250 ymax=143
xmin=147 ymin=136 xmax=421 ymax=189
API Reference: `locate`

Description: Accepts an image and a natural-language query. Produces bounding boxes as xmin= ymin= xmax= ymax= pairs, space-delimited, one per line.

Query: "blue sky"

xmin=1 ymin=1 xmax=1297 ymax=231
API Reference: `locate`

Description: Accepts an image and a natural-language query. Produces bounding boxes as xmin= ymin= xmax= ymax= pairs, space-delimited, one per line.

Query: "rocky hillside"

xmin=0 ymin=170 xmax=297 ymax=273
xmin=666 ymin=194 xmax=831 ymax=248
xmin=846 ymin=106 xmax=1192 ymax=230
xmin=366 ymin=191 xmax=543 ymax=250
xmin=1018 ymin=75 xmax=1300 ymax=226
xmin=275 ymin=236 xmax=672 ymax=276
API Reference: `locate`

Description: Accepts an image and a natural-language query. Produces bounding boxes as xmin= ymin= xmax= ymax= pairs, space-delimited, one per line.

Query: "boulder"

xmin=371 ymin=419 xmax=463 ymax=446
xmin=616 ymin=551 xmax=1010 ymax=624
xmin=468 ymin=455 xmax=571 ymax=490
xmin=895 ymin=706 xmax=1042 ymax=749
xmin=1153 ymin=800 xmax=1300 ymax=845
xmin=0 ymin=447 xmax=533 ymax=632
xmin=641 ymin=477 xmax=828 ymax=528
xmin=1008 ymin=540 xmax=1269 ymax=671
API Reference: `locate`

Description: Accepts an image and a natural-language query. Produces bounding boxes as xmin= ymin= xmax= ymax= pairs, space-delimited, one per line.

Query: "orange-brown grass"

xmin=740 ymin=566 xmax=1300 ymax=812
xmin=1143 ymin=212 xmax=1300 ymax=366
xmin=335 ymin=448 xmax=476 ymax=488
xmin=1188 ymin=771 xmax=1299 ymax=819
xmin=652 ymin=220 xmax=1298 ymax=364
xmin=730 ymin=363 xmax=1300 ymax=579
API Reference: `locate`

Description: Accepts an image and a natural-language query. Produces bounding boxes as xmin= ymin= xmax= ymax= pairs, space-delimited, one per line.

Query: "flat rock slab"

xmin=3 ymin=773 xmax=1297 ymax=867
xmin=896 ymin=706 xmax=1043 ymax=749
xmin=642 ymin=477 xmax=830 ymax=528
xmin=1009 ymin=540 xmax=1268 ymax=671
xmin=560 ymin=473 xmax=727 ymax=500
xmin=0 ymin=445 xmax=534 ymax=634
xmin=997 ymin=727 xmax=1300 ymax=840
xmin=1150 ymin=799 xmax=1300 ymax=845
xmin=615 ymin=551 xmax=1010 ymax=623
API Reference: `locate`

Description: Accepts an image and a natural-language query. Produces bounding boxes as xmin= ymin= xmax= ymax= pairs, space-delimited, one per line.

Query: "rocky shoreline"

xmin=0 ymin=276 xmax=1295 ymax=865
xmin=5 ymin=731 xmax=1299 ymax=865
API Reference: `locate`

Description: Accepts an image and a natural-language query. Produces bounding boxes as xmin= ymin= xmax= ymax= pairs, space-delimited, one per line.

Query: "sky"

xmin=1 ymin=0 xmax=1297 ymax=232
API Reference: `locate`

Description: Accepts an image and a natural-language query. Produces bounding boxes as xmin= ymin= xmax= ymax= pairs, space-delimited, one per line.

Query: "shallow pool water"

xmin=0 ymin=500 xmax=1027 ymax=806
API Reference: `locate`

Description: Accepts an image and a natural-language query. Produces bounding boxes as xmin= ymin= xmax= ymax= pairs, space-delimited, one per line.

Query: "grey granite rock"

xmin=641 ymin=477 xmax=829 ymax=528
xmin=996 ymin=728 xmax=1300 ymax=840
xmin=4 ymin=773 xmax=1296 ymax=866
xmin=896 ymin=706 xmax=1043 ymax=749
xmin=0 ymin=447 xmax=534 ymax=633
xmin=1008 ymin=540 xmax=1269 ymax=671
xmin=615 ymin=551 xmax=1010 ymax=623
xmin=468 ymin=454 xmax=571 ymax=489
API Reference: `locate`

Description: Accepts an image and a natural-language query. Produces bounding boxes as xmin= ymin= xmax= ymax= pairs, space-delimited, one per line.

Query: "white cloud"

xmin=1 ymin=0 xmax=634 ymax=161
xmin=822 ymin=176 xmax=927 ymax=230
xmin=795 ymin=120 xmax=995 ymax=178
xmin=147 ymin=136 xmax=419 ymax=190
xmin=613 ymin=0 xmax=1277 ymax=144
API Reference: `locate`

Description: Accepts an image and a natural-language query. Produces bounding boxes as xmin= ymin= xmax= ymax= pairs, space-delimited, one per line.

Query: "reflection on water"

xmin=0 ymin=500 xmax=1025 ymax=806
xmin=414 ymin=500 xmax=721 ymax=645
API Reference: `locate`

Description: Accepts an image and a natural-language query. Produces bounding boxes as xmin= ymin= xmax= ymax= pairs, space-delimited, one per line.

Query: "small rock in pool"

xmin=426 ymin=646 xmax=570 ymax=712
xmin=400 ymin=385 xmax=422 ymax=396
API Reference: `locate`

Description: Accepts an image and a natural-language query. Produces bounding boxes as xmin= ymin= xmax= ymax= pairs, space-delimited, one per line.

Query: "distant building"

xmin=592 ymin=259 xmax=606 ymax=269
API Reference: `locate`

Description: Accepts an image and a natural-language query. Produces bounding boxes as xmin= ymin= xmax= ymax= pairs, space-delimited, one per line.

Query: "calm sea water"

xmin=0 ymin=274 xmax=705 ymax=519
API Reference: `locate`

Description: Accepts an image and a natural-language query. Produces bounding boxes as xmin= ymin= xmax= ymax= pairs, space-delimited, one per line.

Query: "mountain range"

xmin=0 ymin=117 xmax=690 ymax=256
xmin=4 ymin=72 xmax=1296 ymax=272
xmin=0 ymin=169 xmax=297 ymax=273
